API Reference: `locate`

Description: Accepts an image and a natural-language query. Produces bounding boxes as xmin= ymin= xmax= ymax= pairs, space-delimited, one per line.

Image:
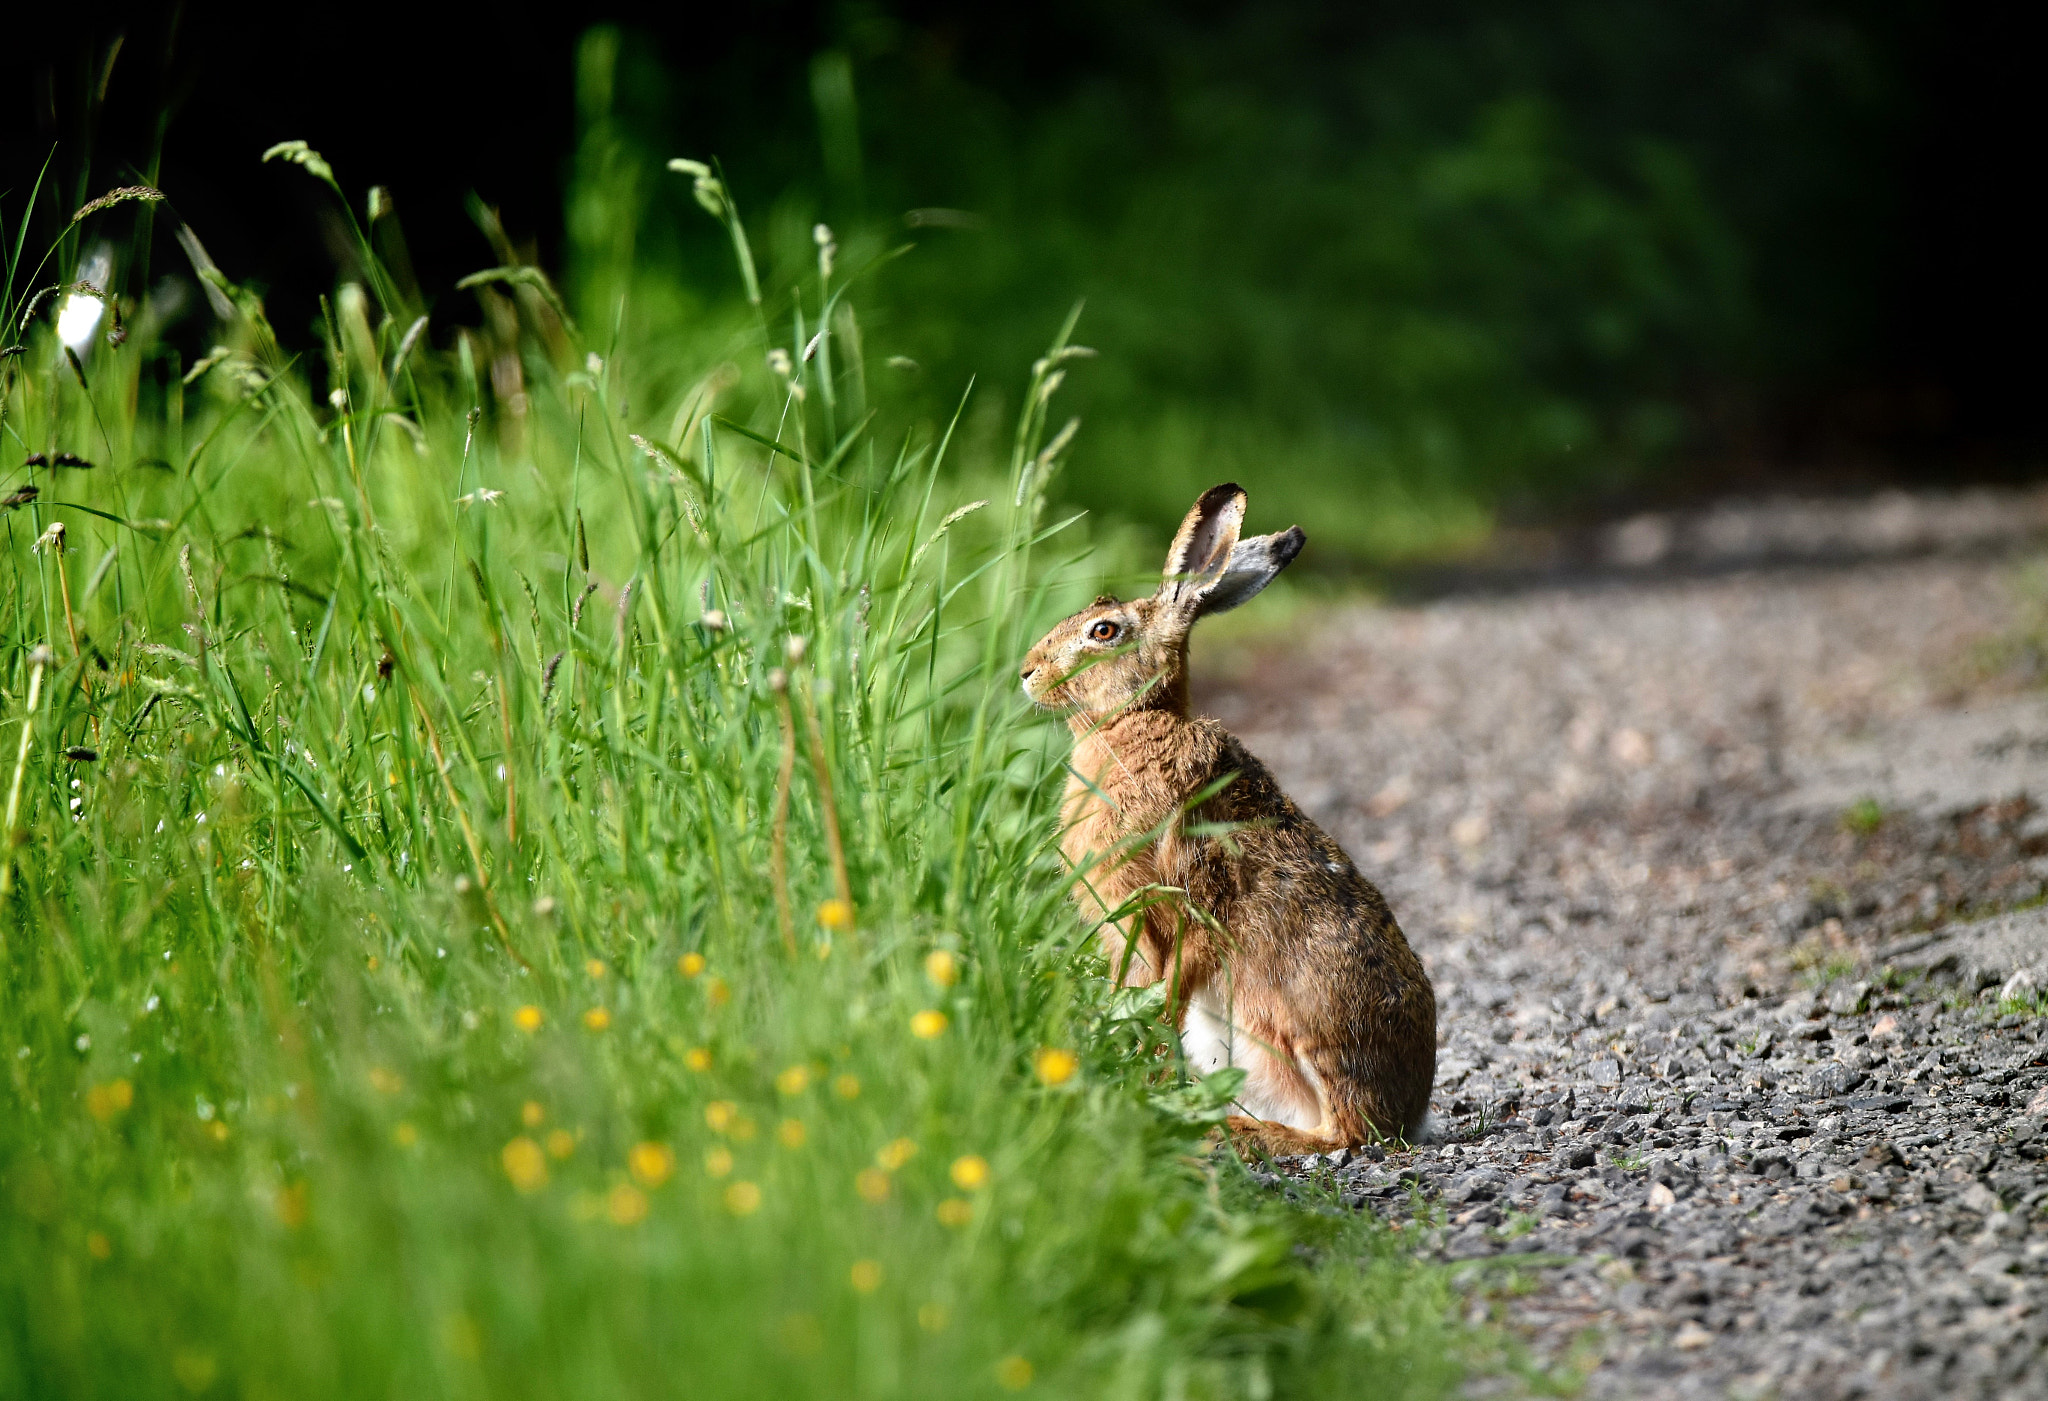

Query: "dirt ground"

xmin=1197 ymin=488 xmax=2048 ymax=1399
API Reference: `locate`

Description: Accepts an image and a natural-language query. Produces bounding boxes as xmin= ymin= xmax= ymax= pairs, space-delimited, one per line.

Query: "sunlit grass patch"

xmin=1 ymin=140 xmax=1495 ymax=1399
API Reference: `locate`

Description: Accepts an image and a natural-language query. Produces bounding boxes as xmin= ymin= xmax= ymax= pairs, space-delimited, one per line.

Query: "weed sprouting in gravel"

xmin=1841 ymin=797 xmax=1888 ymax=838
xmin=0 ymin=149 xmax=1487 ymax=1397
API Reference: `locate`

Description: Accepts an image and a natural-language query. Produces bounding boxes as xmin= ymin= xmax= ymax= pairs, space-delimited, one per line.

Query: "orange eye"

xmin=1088 ymin=620 xmax=1119 ymax=642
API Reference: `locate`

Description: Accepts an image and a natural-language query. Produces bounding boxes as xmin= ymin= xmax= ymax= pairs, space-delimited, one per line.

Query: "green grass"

xmin=0 ymin=152 xmax=1504 ymax=1398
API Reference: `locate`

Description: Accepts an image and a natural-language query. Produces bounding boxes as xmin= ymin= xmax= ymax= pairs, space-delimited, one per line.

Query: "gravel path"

xmin=1198 ymin=504 xmax=2048 ymax=1400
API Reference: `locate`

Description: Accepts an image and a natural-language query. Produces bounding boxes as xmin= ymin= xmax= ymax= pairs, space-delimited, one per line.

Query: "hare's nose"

xmin=1019 ymin=663 xmax=1038 ymax=681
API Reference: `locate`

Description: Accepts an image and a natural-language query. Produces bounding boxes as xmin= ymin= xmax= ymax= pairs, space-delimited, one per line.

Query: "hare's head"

xmin=1021 ymin=483 xmax=1303 ymax=720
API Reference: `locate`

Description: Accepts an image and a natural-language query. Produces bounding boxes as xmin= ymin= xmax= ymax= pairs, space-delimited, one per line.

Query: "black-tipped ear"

xmin=1192 ymin=526 xmax=1305 ymax=617
xmin=1161 ymin=483 xmax=1247 ymax=604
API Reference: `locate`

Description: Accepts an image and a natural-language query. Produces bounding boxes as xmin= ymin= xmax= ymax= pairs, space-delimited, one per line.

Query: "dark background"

xmin=7 ymin=1 xmax=2043 ymax=546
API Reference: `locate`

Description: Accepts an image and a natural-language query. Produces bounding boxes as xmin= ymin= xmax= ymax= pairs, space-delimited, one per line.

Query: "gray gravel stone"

xmin=1209 ymin=530 xmax=2048 ymax=1400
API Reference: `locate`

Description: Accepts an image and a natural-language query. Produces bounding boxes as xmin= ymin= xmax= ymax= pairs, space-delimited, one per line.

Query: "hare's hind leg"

xmin=1222 ymin=1044 xmax=1370 ymax=1160
xmin=1224 ymin=1114 xmax=1352 ymax=1160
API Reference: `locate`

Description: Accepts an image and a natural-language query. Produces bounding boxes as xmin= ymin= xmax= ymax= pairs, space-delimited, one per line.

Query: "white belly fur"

xmin=1181 ymin=987 xmax=1321 ymax=1131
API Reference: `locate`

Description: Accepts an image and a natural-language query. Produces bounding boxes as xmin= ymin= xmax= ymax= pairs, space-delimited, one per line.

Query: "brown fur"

xmin=1022 ymin=485 xmax=1436 ymax=1155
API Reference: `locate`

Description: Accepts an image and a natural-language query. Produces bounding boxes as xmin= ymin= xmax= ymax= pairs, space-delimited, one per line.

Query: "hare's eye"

xmin=1088 ymin=620 xmax=1120 ymax=642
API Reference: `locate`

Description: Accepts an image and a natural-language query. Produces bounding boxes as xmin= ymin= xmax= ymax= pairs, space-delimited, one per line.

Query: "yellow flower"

xmin=521 ymin=1100 xmax=545 ymax=1128
xmin=876 ymin=1137 xmax=918 ymax=1171
xmin=997 ymin=1356 xmax=1034 ymax=1390
xmin=86 ymin=1231 xmax=112 ymax=1260
xmin=833 ymin=1073 xmax=861 ymax=1099
xmin=513 ymin=1005 xmax=543 ymax=1032
xmin=393 ymin=1122 xmax=419 ymax=1148
xmin=1033 ymin=1048 xmax=1079 ymax=1087
xmin=546 ymin=1129 xmax=577 ymax=1159
xmin=935 ymin=1197 xmax=974 ymax=1227
xmin=585 ymin=958 xmax=608 ymax=979
xmin=172 ymin=1353 xmax=218 ymax=1393
xmin=502 ymin=1137 xmax=548 ymax=1193
xmin=777 ymin=1119 xmax=807 ymax=1149
xmin=683 ymin=1046 xmax=712 ymax=1072
xmin=365 ymin=955 xmax=380 ymax=972
xmin=816 ymin=898 xmax=855 ymax=931
xmin=207 ymin=1121 xmax=230 ymax=1143
xmin=275 ymin=1182 xmax=310 ymax=1229
xmin=704 ymin=1101 xmax=737 ymax=1133
xmin=706 ymin=977 xmax=731 ymax=1008
xmin=724 ymin=1180 xmax=762 ymax=1215
xmin=924 ymin=949 xmax=959 ymax=987
xmin=678 ymin=952 xmax=706 ymax=978
xmin=950 ymin=1155 xmax=991 ymax=1190
xmin=607 ymin=1183 xmax=648 ymax=1225
xmin=910 ymin=1010 xmax=948 ymax=1040
xmin=582 ymin=1007 xmax=611 ymax=1032
xmin=775 ymin=1064 xmax=811 ymax=1096
xmin=629 ymin=1142 xmax=675 ymax=1188
xmin=704 ymin=1146 xmax=735 ymax=1178
xmin=368 ymin=1066 xmax=403 ymax=1095
xmin=850 ymin=1259 xmax=883 ymax=1293
xmin=442 ymin=1314 xmax=482 ymax=1362
xmin=855 ymin=1168 xmax=891 ymax=1203
xmin=778 ymin=1312 xmax=824 ymax=1357
xmin=85 ymin=1079 xmax=133 ymax=1122
xmin=917 ymin=1302 xmax=950 ymax=1333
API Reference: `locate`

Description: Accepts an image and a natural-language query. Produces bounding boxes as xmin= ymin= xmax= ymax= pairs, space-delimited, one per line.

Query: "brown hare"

xmin=1021 ymin=483 xmax=1436 ymax=1154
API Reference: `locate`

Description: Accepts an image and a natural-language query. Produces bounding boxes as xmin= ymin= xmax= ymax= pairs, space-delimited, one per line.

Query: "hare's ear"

xmin=1160 ymin=484 xmax=1247 ymax=610
xmin=1198 ymin=526 xmax=1306 ymax=616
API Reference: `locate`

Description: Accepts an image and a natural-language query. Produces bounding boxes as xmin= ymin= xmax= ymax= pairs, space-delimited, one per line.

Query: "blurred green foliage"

xmin=565 ymin=1 xmax=1917 ymax=563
